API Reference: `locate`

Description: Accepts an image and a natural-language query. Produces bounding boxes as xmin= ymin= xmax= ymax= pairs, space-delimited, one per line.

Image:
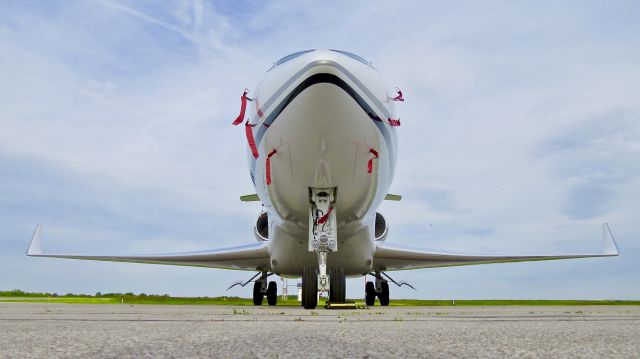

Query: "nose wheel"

xmin=329 ymin=267 xmax=346 ymax=303
xmin=302 ymin=266 xmax=318 ymax=309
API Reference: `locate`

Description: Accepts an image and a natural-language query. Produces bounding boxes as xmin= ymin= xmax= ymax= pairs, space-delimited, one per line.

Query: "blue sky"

xmin=1 ymin=0 xmax=639 ymax=299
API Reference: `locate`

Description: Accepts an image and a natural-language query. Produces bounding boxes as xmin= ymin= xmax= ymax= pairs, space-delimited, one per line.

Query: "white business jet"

xmin=27 ymin=49 xmax=619 ymax=309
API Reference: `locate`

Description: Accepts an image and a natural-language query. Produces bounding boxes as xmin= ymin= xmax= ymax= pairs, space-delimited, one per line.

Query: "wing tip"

xmin=26 ymin=224 xmax=43 ymax=256
xmin=240 ymin=194 xmax=260 ymax=202
xmin=602 ymin=223 xmax=619 ymax=256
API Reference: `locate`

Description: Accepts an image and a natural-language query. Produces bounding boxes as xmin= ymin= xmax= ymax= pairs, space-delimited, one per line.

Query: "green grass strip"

xmin=1 ymin=290 xmax=638 ymax=306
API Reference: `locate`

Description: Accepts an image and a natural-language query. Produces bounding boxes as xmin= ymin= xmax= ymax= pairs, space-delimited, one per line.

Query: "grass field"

xmin=2 ymin=290 xmax=639 ymax=306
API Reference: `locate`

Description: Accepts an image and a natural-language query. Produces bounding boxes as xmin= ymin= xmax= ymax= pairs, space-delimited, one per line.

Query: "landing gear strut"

xmin=302 ymin=188 xmax=338 ymax=309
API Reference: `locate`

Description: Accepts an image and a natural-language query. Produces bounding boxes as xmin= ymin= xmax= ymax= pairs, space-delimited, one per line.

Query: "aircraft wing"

xmin=26 ymin=225 xmax=270 ymax=271
xmin=373 ymin=223 xmax=619 ymax=271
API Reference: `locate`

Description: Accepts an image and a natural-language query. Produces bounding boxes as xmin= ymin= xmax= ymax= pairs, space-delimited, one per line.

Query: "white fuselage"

xmin=247 ymin=50 xmax=399 ymax=277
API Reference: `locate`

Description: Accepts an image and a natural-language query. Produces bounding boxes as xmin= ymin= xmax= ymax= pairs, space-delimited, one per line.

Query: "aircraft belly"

xmin=269 ymin=221 xmax=375 ymax=276
xmin=260 ymin=84 xmax=382 ymax=225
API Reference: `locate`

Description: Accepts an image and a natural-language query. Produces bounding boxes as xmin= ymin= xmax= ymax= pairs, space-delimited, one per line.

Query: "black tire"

xmin=267 ymin=281 xmax=277 ymax=306
xmin=329 ymin=267 xmax=346 ymax=303
xmin=253 ymin=281 xmax=263 ymax=305
xmin=378 ymin=281 xmax=390 ymax=306
xmin=365 ymin=281 xmax=376 ymax=306
xmin=302 ymin=266 xmax=318 ymax=309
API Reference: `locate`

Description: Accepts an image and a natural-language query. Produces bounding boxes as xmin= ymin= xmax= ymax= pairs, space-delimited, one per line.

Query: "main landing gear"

xmin=365 ymin=272 xmax=416 ymax=306
xmin=251 ymin=272 xmax=278 ymax=306
xmin=365 ymin=273 xmax=389 ymax=306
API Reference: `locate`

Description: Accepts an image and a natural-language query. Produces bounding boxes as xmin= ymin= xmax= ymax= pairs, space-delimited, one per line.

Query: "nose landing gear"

xmin=301 ymin=188 xmax=341 ymax=309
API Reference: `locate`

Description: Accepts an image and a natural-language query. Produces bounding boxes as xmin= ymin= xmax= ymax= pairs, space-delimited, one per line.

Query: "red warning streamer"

xmin=266 ymin=148 xmax=277 ymax=185
xmin=245 ymin=122 xmax=259 ymax=159
xmin=368 ymin=148 xmax=379 ymax=174
xmin=391 ymin=87 xmax=404 ymax=102
xmin=388 ymin=118 xmax=401 ymax=127
xmin=232 ymin=89 xmax=252 ymax=126
xmin=317 ymin=207 xmax=333 ymax=224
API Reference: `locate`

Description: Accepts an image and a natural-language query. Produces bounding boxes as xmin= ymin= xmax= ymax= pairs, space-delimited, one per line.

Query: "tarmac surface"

xmin=1 ymin=302 xmax=639 ymax=358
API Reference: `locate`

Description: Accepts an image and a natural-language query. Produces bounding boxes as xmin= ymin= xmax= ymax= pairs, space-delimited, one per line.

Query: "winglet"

xmin=26 ymin=225 xmax=43 ymax=256
xmin=240 ymin=194 xmax=260 ymax=202
xmin=602 ymin=223 xmax=619 ymax=256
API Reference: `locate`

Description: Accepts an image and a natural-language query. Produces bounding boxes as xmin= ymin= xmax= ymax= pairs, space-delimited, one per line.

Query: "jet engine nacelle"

xmin=255 ymin=212 xmax=269 ymax=242
xmin=375 ymin=212 xmax=388 ymax=241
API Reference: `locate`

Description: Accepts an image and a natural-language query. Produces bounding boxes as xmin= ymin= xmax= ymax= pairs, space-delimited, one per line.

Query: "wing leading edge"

xmin=26 ymin=225 xmax=270 ymax=271
xmin=373 ymin=223 xmax=619 ymax=271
